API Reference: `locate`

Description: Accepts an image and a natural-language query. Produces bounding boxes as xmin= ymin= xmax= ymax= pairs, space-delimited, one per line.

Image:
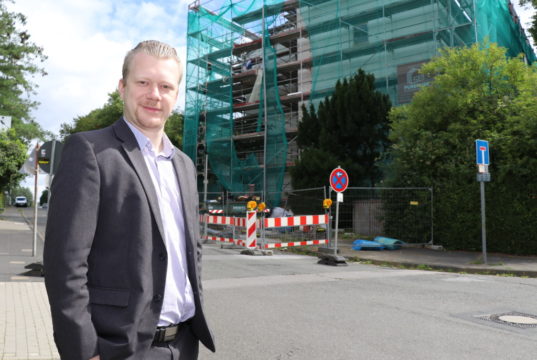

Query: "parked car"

xmin=14 ymin=196 xmax=28 ymax=207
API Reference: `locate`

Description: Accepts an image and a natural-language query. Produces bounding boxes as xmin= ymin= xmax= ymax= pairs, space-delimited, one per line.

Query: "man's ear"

xmin=118 ymin=79 xmax=125 ymax=99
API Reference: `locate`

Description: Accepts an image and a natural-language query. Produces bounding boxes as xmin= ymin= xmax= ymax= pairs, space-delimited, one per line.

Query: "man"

xmin=44 ymin=40 xmax=215 ymax=360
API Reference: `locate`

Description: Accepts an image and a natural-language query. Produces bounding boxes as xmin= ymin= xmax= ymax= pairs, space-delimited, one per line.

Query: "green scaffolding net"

xmin=185 ymin=0 xmax=535 ymax=208
xmin=185 ymin=0 xmax=288 ymax=208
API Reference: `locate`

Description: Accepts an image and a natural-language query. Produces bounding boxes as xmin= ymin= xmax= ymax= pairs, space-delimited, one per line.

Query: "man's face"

xmin=118 ymin=52 xmax=180 ymax=133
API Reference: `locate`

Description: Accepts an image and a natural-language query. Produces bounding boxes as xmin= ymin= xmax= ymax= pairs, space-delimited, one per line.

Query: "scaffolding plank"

xmin=188 ymin=30 xmax=229 ymax=50
xmin=232 ymin=0 xmax=300 ymax=25
xmin=188 ymin=57 xmax=231 ymax=76
xmin=193 ymin=4 xmax=260 ymax=40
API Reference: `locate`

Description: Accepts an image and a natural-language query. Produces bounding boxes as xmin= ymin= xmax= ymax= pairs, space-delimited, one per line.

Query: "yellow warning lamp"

xmin=257 ymin=202 xmax=266 ymax=212
xmin=247 ymin=200 xmax=257 ymax=211
xmin=323 ymin=198 xmax=333 ymax=209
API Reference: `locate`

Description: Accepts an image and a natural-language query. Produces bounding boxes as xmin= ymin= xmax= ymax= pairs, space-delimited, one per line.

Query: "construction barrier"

xmin=262 ymin=214 xmax=329 ymax=249
xmin=201 ymin=212 xmax=329 ymax=250
xmin=201 ymin=211 xmax=256 ymax=249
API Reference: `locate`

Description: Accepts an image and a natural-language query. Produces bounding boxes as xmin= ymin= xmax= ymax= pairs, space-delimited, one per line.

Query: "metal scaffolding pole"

xmin=262 ymin=2 xmax=268 ymax=203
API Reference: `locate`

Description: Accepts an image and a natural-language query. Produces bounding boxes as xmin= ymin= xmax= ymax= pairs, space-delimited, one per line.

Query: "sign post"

xmin=475 ymin=139 xmax=490 ymax=264
xmin=38 ymin=140 xmax=64 ymax=205
xmin=319 ymin=166 xmax=349 ymax=266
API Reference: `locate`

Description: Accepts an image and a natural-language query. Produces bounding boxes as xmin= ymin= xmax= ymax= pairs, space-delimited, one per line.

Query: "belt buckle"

xmin=163 ymin=325 xmax=178 ymax=342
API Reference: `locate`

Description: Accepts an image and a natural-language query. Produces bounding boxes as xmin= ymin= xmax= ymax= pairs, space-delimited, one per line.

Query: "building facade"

xmin=185 ymin=0 xmax=535 ymax=207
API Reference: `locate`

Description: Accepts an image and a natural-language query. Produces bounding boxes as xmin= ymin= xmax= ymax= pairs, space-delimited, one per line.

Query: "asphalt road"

xmin=2 ymin=207 xmax=537 ymax=359
xmin=199 ymin=245 xmax=537 ymax=359
xmin=0 ymin=206 xmax=46 ymax=281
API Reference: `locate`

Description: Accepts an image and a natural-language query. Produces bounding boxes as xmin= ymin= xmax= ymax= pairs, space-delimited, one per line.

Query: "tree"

xmin=0 ymin=129 xmax=26 ymax=191
xmin=60 ymin=90 xmax=184 ymax=148
xmin=388 ymin=42 xmax=537 ymax=254
xmin=39 ymin=188 xmax=48 ymax=206
xmin=519 ymin=1 xmax=537 ymax=44
xmin=291 ymin=69 xmax=391 ymax=188
xmin=0 ymin=0 xmax=47 ymax=144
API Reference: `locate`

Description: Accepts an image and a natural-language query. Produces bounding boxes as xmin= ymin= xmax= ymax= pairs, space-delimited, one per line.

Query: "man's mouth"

xmin=142 ymin=105 xmax=161 ymax=113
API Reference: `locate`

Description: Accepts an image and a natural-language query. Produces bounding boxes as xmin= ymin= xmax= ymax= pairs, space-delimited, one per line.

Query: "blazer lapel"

xmin=112 ymin=119 xmax=166 ymax=243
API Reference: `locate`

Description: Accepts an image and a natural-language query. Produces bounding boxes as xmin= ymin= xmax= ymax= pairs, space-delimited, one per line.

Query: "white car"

xmin=14 ymin=196 xmax=28 ymax=207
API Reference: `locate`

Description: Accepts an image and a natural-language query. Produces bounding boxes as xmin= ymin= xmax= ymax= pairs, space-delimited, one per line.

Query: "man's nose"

xmin=146 ymin=84 xmax=161 ymax=100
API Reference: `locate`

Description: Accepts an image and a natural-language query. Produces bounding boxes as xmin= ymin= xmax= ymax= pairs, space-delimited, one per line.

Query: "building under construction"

xmin=184 ymin=0 xmax=535 ymax=207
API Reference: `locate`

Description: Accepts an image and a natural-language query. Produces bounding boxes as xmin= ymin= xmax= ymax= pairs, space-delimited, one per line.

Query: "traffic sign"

xmin=329 ymin=167 xmax=349 ymax=193
xmin=38 ymin=140 xmax=63 ymax=174
xmin=475 ymin=139 xmax=490 ymax=165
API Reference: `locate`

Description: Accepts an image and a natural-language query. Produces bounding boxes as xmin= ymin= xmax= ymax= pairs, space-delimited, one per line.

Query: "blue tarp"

xmin=352 ymin=239 xmax=384 ymax=251
xmin=352 ymin=237 xmax=406 ymax=251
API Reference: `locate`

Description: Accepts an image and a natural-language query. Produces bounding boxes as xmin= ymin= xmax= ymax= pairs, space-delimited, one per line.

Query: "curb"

xmin=285 ymin=247 xmax=537 ymax=278
xmin=344 ymin=256 xmax=537 ymax=278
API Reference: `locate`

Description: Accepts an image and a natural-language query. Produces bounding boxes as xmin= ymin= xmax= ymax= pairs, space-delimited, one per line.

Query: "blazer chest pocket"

xmin=88 ymin=286 xmax=130 ymax=307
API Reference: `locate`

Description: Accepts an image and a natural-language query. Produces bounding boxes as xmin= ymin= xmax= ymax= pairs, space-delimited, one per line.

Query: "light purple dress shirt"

xmin=125 ymin=119 xmax=195 ymax=326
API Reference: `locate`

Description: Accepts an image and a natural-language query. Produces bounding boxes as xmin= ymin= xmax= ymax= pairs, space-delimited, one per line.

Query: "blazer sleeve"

xmin=44 ymin=134 xmax=100 ymax=360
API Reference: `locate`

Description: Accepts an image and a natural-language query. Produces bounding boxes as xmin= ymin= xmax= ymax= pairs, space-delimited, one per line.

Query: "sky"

xmin=8 ymin=0 xmax=536 ymax=137
xmin=7 ymin=0 xmax=536 ymax=196
xmin=8 ymin=0 xmax=193 ymax=136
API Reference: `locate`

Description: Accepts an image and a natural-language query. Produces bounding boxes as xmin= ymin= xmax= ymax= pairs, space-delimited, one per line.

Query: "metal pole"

xmin=203 ymin=153 xmax=209 ymax=243
xmin=46 ymin=140 xmax=56 ymax=206
xmin=480 ymin=181 xmax=487 ymax=264
xmin=32 ymin=143 xmax=39 ymax=257
xmin=334 ymin=195 xmax=340 ymax=256
xmin=262 ymin=2 xmax=268 ymax=205
xmin=430 ymin=187 xmax=434 ymax=245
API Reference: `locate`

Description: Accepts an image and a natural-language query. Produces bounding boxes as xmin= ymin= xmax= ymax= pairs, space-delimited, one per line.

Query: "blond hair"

xmin=122 ymin=40 xmax=183 ymax=84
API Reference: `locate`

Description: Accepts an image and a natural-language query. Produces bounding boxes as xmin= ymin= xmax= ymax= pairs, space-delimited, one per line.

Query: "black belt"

xmin=153 ymin=321 xmax=190 ymax=343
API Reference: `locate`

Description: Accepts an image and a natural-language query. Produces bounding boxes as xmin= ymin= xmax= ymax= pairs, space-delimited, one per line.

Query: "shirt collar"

xmin=123 ymin=118 xmax=175 ymax=158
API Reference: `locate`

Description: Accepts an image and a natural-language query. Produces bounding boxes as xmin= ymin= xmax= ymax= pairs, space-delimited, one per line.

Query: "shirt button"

xmin=153 ymin=294 xmax=163 ymax=302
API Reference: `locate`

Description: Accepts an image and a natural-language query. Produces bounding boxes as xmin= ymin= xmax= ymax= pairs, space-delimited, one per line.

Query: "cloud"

xmin=8 ymin=0 xmax=190 ymax=135
xmin=8 ymin=0 xmax=536 ymax=137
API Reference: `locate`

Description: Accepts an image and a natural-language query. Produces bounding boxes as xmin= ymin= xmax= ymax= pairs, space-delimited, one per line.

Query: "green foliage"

xmin=39 ymin=188 xmax=48 ymax=206
xmin=60 ymin=90 xmax=184 ymax=148
xmin=0 ymin=0 xmax=47 ymax=144
xmin=164 ymin=111 xmax=184 ymax=149
xmin=292 ymin=69 xmax=391 ymax=188
xmin=388 ymin=42 xmax=537 ymax=254
xmin=0 ymin=129 xmax=26 ymax=191
xmin=519 ymin=1 xmax=537 ymax=45
xmin=60 ymin=91 xmax=123 ymax=138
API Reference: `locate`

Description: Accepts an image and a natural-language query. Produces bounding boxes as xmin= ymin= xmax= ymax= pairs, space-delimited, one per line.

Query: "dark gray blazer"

xmin=44 ymin=119 xmax=215 ymax=360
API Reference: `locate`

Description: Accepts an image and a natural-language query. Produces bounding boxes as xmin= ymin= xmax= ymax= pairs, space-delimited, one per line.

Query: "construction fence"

xmin=200 ymin=186 xmax=433 ymax=249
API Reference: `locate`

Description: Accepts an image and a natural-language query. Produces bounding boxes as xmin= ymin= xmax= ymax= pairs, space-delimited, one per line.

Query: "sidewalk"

xmin=332 ymin=240 xmax=537 ymax=277
xmin=0 ymin=216 xmax=59 ymax=360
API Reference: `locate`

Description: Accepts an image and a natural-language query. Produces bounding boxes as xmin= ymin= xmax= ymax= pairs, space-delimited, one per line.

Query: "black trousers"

xmin=147 ymin=323 xmax=199 ymax=360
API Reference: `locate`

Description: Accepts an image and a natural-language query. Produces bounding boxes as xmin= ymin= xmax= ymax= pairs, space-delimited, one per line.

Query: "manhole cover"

xmin=478 ymin=312 xmax=537 ymax=328
xmin=497 ymin=315 xmax=537 ymax=325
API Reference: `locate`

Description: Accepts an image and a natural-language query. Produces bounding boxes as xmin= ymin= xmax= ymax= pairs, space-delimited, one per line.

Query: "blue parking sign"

xmin=475 ymin=139 xmax=490 ymax=165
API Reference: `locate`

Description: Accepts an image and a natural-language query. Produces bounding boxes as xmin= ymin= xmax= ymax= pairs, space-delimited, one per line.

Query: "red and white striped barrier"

xmin=202 ymin=214 xmax=246 ymax=227
xmin=205 ymin=236 xmax=249 ymax=248
xmin=245 ymin=211 xmax=257 ymax=249
xmin=264 ymin=214 xmax=328 ymax=228
xmin=200 ymin=212 xmax=255 ymax=249
xmin=208 ymin=209 xmax=223 ymax=214
xmin=263 ymin=239 xmax=328 ymax=249
xmin=201 ymin=212 xmax=328 ymax=250
xmin=262 ymin=214 xmax=329 ymax=249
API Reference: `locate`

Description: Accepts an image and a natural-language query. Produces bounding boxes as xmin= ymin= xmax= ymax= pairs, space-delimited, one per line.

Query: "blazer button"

xmin=159 ymin=252 xmax=166 ymax=261
xmin=153 ymin=294 xmax=163 ymax=302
